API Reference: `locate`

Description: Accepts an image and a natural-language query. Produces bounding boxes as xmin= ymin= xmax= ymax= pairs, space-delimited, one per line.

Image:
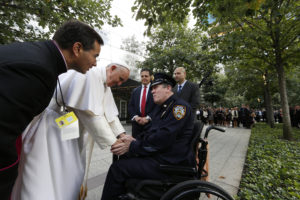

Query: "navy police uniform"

xmin=101 ymin=73 xmax=195 ymax=200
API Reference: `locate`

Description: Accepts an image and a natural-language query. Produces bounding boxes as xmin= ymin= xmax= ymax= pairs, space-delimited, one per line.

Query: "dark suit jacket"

xmin=173 ymin=80 xmax=200 ymax=118
xmin=0 ymin=40 xmax=67 ymax=166
xmin=128 ymin=85 xmax=156 ymax=137
xmin=128 ymin=85 xmax=156 ymax=119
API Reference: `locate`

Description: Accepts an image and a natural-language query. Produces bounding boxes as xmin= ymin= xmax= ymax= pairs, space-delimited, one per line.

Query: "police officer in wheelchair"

xmin=101 ymin=73 xmax=195 ymax=200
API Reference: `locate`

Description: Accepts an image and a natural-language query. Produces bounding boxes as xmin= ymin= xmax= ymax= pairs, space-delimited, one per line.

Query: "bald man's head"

xmin=174 ymin=67 xmax=186 ymax=84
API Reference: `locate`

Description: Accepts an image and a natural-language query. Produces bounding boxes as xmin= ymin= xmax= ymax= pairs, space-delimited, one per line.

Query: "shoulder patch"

xmin=173 ymin=105 xmax=186 ymax=120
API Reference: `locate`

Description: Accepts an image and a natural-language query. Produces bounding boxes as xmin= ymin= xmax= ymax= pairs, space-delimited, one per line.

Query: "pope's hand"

xmin=112 ymin=138 xmax=122 ymax=146
xmin=111 ymin=135 xmax=135 ymax=155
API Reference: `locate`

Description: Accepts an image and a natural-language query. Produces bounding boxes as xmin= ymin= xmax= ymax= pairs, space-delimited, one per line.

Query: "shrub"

xmin=237 ymin=123 xmax=300 ymax=200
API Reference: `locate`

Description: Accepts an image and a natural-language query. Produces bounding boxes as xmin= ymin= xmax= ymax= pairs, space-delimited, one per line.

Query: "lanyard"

xmin=55 ymin=78 xmax=68 ymax=113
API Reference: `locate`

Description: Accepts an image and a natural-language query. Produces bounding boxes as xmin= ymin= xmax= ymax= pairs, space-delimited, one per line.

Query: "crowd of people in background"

xmin=196 ymin=104 xmax=300 ymax=129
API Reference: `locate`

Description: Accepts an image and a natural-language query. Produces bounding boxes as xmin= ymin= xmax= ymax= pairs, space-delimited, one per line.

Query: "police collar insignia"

xmin=173 ymin=105 xmax=186 ymax=120
xmin=161 ymin=100 xmax=174 ymax=118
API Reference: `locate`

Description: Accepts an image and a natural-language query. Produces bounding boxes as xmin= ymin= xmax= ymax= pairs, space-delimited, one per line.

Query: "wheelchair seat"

xmin=121 ymin=121 xmax=204 ymax=200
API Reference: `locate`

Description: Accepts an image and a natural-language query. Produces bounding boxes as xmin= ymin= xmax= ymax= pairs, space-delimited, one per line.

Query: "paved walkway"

xmin=85 ymin=124 xmax=251 ymax=199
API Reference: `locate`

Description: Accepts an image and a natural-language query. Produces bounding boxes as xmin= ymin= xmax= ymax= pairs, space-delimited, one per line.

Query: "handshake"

xmin=111 ymin=133 xmax=136 ymax=156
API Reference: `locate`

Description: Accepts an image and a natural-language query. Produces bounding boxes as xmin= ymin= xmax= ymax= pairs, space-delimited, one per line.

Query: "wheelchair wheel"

xmin=160 ymin=180 xmax=234 ymax=200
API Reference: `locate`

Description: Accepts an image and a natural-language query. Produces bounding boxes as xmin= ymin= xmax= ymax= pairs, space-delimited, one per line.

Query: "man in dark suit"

xmin=0 ymin=19 xmax=104 ymax=199
xmin=173 ymin=67 xmax=200 ymax=120
xmin=128 ymin=69 xmax=156 ymax=138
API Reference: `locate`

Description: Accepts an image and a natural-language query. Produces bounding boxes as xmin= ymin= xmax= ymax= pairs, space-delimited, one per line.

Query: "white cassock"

xmin=11 ymin=66 xmax=125 ymax=200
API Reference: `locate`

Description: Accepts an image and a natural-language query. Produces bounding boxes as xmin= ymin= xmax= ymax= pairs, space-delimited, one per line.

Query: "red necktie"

xmin=141 ymin=86 xmax=147 ymax=117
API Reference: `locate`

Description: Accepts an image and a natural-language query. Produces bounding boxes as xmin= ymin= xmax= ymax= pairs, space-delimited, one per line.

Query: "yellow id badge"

xmin=55 ymin=111 xmax=79 ymax=141
xmin=55 ymin=111 xmax=78 ymax=128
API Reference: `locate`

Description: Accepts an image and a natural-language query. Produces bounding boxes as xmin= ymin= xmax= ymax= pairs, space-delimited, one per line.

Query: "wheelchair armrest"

xmin=159 ymin=164 xmax=197 ymax=176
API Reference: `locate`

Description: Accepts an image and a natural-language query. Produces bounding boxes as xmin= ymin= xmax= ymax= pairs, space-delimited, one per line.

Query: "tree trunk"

xmin=273 ymin=8 xmax=293 ymax=140
xmin=263 ymin=73 xmax=275 ymax=128
xmin=276 ymin=63 xmax=293 ymax=140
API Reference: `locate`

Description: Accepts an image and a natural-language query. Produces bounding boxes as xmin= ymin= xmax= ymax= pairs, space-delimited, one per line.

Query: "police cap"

xmin=151 ymin=73 xmax=176 ymax=88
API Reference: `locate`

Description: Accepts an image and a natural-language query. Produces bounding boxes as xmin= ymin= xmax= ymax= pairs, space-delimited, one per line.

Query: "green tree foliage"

xmin=132 ymin=0 xmax=300 ymax=140
xmin=132 ymin=0 xmax=192 ymax=35
xmin=0 ymin=0 xmax=121 ymax=44
xmin=202 ymin=73 xmax=228 ymax=106
xmin=286 ymin=65 xmax=300 ymax=106
xmin=208 ymin=0 xmax=299 ymax=140
xmin=225 ymin=60 xmax=277 ymax=127
xmin=139 ymin=21 xmax=217 ymax=81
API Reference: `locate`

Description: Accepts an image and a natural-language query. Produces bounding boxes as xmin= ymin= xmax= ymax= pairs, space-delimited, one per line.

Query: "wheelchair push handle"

xmin=204 ymin=125 xmax=225 ymax=139
xmin=211 ymin=126 xmax=225 ymax=132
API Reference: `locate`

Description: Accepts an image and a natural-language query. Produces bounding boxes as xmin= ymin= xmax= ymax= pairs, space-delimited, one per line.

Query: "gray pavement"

xmin=85 ymin=124 xmax=251 ymax=199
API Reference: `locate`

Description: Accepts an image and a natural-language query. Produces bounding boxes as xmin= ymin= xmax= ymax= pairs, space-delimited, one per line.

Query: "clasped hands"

xmin=111 ymin=134 xmax=136 ymax=156
xmin=134 ymin=116 xmax=149 ymax=125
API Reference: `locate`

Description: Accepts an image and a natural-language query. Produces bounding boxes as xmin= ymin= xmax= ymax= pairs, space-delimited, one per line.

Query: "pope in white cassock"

xmin=11 ymin=63 xmax=130 ymax=200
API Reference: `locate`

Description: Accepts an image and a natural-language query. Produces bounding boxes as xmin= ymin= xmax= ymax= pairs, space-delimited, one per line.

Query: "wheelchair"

xmin=118 ymin=121 xmax=234 ymax=200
